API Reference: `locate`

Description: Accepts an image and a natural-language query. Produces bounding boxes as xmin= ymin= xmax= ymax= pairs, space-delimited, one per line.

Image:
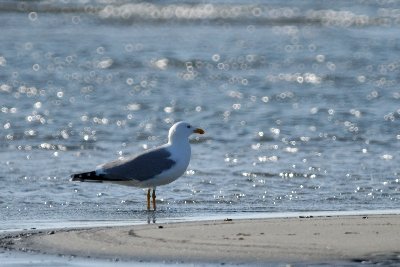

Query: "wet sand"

xmin=1 ymin=214 xmax=400 ymax=265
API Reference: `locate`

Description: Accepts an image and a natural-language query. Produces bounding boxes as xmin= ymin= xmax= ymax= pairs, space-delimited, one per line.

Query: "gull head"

xmin=168 ymin=121 xmax=205 ymax=143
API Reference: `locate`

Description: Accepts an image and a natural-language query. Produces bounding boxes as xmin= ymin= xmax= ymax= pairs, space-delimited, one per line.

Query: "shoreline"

xmin=2 ymin=208 xmax=399 ymax=233
xmin=1 ymin=213 xmax=400 ymax=265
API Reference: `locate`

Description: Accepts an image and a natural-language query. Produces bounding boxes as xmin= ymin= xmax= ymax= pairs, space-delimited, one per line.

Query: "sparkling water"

xmin=1 ymin=0 xmax=400 ymax=228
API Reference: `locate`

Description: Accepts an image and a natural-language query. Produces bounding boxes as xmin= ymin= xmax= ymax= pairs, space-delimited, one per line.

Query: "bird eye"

xmin=187 ymin=125 xmax=191 ymax=128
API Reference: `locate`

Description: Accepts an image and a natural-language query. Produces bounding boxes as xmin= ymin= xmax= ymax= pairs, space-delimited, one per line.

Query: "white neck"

xmin=168 ymin=136 xmax=191 ymax=165
xmin=168 ymin=135 xmax=189 ymax=146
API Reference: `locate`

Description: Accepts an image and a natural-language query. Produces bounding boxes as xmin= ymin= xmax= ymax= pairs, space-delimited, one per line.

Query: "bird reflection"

xmin=147 ymin=211 xmax=156 ymax=224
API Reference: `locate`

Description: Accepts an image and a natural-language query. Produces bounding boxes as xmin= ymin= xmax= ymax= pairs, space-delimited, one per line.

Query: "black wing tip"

xmin=70 ymin=174 xmax=84 ymax=182
xmin=70 ymin=175 xmax=81 ymax=182
xmin=70 ymin=171 xmax=100 ymax=182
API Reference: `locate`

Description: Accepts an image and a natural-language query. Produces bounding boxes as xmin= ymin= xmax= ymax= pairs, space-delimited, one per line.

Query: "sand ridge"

xmin=1 ymin=214 xmax=400 ymax=264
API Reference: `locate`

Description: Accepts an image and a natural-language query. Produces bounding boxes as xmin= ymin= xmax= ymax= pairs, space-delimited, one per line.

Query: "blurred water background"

xmin=1 ymin=0 xmax=400 ymax=230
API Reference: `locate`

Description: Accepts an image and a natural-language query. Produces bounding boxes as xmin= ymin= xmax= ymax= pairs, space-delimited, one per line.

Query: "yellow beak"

xmin=193 ymin=128 xmax=205 ymax=134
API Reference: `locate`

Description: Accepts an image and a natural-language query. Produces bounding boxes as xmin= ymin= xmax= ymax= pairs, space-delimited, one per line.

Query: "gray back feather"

xmin=101 ymin=148 xmax=176 ymax=181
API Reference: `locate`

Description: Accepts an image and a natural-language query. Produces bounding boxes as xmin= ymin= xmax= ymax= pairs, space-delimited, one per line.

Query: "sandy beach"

xmin=1 ymin=214 xmax=399 ymax=265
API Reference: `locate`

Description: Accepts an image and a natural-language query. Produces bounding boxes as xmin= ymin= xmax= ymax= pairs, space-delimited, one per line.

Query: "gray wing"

xmin=100 ymin=147 xmax=176 ymax=182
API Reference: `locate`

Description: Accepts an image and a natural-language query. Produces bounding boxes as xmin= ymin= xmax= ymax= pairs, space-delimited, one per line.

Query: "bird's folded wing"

xmin=98 ymin=147 xmax=176 ymax=182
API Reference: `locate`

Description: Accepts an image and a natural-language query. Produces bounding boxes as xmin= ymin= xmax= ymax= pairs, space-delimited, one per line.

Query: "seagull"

xmin=71 ymin=121 xmax=205 ymax=211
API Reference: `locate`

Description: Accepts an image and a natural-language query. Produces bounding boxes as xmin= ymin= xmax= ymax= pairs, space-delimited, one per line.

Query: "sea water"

xmin=1 ymin=0 xmax=400 ymax=229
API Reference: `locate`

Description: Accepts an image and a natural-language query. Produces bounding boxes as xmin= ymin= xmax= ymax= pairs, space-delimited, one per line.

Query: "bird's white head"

xmin=168 ymin=121 xmax=205 ymax=144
